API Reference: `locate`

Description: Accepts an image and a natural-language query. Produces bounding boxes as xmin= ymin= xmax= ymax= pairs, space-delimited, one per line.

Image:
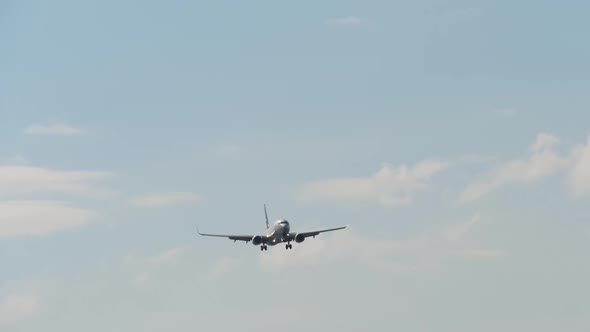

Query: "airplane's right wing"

xmin=197 ymin=228 xmax=254 ymax=243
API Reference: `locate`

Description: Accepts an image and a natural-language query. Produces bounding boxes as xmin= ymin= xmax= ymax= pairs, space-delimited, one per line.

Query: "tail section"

xmin=264 ymin=204 xmax=270 ymax=229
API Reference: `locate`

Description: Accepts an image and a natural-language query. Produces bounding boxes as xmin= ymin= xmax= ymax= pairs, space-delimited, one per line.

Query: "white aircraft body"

xmin=197 ymin=205 xmax=347 ymax=251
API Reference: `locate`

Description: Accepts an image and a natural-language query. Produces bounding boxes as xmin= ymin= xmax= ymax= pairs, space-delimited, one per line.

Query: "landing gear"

xmin=285 ymin=243 xmax=292 ymax=250
xmin=260 ymin=245 xmax=268 ymax=251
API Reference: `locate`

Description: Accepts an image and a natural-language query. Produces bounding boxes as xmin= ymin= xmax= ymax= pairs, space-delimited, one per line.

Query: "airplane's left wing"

xmin=287 ymin=225 xmax=348 ymax=241
xmin=197 ymin=228 xmax=254 ymax=243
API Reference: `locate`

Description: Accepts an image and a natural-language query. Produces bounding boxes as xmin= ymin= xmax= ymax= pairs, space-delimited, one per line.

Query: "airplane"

xmin=197 ymin=204 xmax=347 ymax=251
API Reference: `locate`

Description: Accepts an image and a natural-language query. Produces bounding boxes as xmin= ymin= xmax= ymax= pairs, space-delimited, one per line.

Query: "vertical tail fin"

xmin=264 ymin=204 xmax=269 ymax=229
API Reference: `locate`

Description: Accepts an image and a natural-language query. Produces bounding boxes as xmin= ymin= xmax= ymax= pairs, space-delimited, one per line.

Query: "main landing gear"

xmin=259 ymin=244 xmax=291 ymax=251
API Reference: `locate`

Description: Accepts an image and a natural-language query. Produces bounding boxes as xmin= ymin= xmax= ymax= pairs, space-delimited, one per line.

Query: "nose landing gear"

xmin=260 ymin=245 xmax=268 ymax=251
xmin=285 ymin=243 xmax=292 ymax=250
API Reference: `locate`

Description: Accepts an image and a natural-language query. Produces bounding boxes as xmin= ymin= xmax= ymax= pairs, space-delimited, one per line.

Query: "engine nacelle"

xmin=252 ymin=236 xmax=262 ymax=246
xmin=295 ymin=234 xmax=305 ymax=243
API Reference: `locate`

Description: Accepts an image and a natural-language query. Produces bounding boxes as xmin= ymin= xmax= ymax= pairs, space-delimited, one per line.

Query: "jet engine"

xmin=252 ymin=236 xmax=262 ymax=246
xmin=295 ymin=234 xmax=305 ymax=243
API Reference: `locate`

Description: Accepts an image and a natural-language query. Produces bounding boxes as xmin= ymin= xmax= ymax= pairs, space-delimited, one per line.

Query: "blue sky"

xmin=1 ymin=1 xmax=590 ymax=331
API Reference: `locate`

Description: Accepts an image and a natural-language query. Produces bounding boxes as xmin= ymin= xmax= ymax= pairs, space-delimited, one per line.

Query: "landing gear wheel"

xmin=285 ymin=244 xmax=292 ymax=250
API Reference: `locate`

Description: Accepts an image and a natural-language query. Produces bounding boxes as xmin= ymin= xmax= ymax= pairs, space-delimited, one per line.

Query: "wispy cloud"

xmin=145 ymin=247 xmax=186 ymax=267
xmin=0 ymin=200 xmax=96 ymax=237
xmin=0 ymin=166 xmax=112 ymax=197
xmin=208 ymin=257 xmax=241 ymax=279
xmin=0 ymin=155 xmax=30 ymax=165
xmin=132 ymin=192 xmax=201 ymax=207
xmin=0 ymin=165 xmax=111 ymax=236
xmin=259 ymin=214 xmax=502 ymax=273
xmin=324 ymin=16 xmax=374 ymax=28
xmin=567 ymin=134 xmax=590 ymax=195
xmin=460 ymin=133 xmax=567 ymax=203
xmin=443 ymin=213 xmax=481 ymax=243
xmin=460 ymin=132 xmax=590 ymax=201
xmin=0 ymin=287 xmax=42 ymax=324
xmin=126 ymin=247 xmax=189 ymax=287
xmin=297 ymin=159 xmax=448 ymax=207
xmin=24 ymin=123 xmax=83 ymax=136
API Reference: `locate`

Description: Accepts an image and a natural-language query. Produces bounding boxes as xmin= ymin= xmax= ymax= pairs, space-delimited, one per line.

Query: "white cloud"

xmin=0 ymin=288 xmax=42 ymax=324
xmin=0 ymin=165 xmax=110 ymax=236
xmin=324 ymin=16 xmax=373 ymax=28
xmin=460 ymin=132 xmax=590 ymax=200
xmin=208 ymin=257 xmax=241 ymax=279
xmin=126 ymin=247 xmax=189 ymax=287
xmin=24 ymin=123 xmax=83 ymax=135
xmin=1 ymin=154 xmax=30 ymax=165
xmin=259 ymin=214 xmax=502 ymax=273
xmin=0 ymin=166 xmax=111 ymax=197
xmin=145 ymin=247 xmax=186 ymax=267
xmin=0 ymin=200 xmax=96 ymax=237
xmin=567 ymin=135 xmax=590 ymax=195
xmin=443 ymin=213 xmax=481 ymax=243
xmin=127 ymin=249 xmax=242 ymax=287
xmin=134 ymin=272 xmax=150 ymax=286
xmin=297 ymin=160 xmax=448 ymax=207
xmin=132 ymin=192 xmax=201 ymax=207
xmin=460 ymin=133 xmax=567 ymax=203
xmin=532 ymin=133 xmax=560 ymax=152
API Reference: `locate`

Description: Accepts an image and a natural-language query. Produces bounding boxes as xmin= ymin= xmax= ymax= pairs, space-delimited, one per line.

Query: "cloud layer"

xmin=0 ymin=166 xmax=111 ymax=197
xmin=24 ymin=123 xmax=83 ymax=136
xmin=0 ymin=288 xmax=42 ymax=324
xmin=0 ymin=200 xmax=96 ymax=236
xmin=0 ymin=165 xmax=109 ymax=236
xmin=460 ymin=134 xmax=567 ymax=202
xmin=568 ymin=135 xmax=590 ymax=195
xmin=297 ymin=160 xmax=448 ymax=207
xmin=460 ymin=133 xmax=590 ymax=202
xmin=126 ymin=247 xmax=189 ymax=287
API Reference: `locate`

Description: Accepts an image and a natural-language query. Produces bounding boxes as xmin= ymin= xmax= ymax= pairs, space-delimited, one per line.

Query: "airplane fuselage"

xmin=263 ymin=219 xmax=291 ymax=246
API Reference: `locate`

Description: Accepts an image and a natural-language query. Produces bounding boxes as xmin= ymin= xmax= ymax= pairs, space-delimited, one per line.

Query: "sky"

xmin=1 ymin=0 xmax=590 ymax=331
